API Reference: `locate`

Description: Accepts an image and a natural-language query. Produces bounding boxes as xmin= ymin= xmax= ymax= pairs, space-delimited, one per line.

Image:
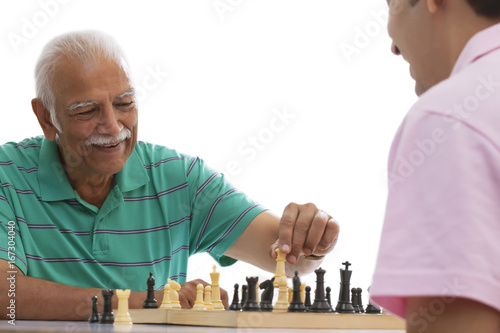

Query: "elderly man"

xmin=371 ymin=0 xmax=500 ymax=332
xmin=0 ymin=31 xmax=339 ymax=320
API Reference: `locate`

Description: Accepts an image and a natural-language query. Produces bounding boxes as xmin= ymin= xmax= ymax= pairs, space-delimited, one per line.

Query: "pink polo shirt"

xmin=371 ymin=23 xmax=500 ymax=318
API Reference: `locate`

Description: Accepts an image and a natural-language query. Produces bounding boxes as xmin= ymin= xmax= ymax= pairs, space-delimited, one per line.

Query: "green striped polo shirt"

xmin=0 ymin=136 xmax=265 ymax=290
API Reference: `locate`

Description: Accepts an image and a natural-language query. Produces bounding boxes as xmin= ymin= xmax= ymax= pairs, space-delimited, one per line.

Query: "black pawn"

xmin=229 ymin=284 xmax=242 ymax=311
xmin=242 ymin=277 xmax=260 ymax=311
xmin=88 ymin=295 xmax=100 ymax=323
xmin=351 ymin=288 xmax=360 ymax=313
xmin=309 ymin=267 xmax=331 ymax=313
xmin=335 ymin=261 xmax=355 ymax=313
xmin=143 ymin=272 xmax=159 ymax=308
xmin=288 ymin=271 xmax=306 ymax=312
xmin=240 ymin=284 xmax=248 ymax=308
xmin=100 ymin=290 xmax=114 ymax=324
xmin=326 ymin=286 xmax=333 ymax=312
xmin=259 ymin=278 xmax=274 ymax=312
xmin=366 ymin=301 xmax=382 ymax=314
xmin=366 ymin=286 xmax=381 ymax=314
xmin=304 ymin=286 xmax=312 ymax=312
xmin=357 ymin=288 xmax=365 ymax=313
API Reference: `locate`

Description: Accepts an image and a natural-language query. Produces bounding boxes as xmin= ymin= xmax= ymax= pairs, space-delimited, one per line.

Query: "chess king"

xmin=0 ymin=30 xmax=339 ymax=320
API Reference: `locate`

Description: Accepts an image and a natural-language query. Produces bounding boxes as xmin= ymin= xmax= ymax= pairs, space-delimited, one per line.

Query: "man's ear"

xmin=32 ymin=98 xmax=59 ymax=141
xmin=426 ymin=0 xmax=444 ymax=14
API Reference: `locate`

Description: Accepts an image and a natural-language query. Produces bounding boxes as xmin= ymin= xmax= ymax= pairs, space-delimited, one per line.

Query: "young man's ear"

xmin=426 ymin=0 xmax=444 ymax=14
xmin=32 ymin=98 xmax=59 ymax=141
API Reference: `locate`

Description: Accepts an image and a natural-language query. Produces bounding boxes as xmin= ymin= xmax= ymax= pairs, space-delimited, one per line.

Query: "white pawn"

xmin=160 ymin=284 xmax=172 ymax=309
xmin=192 ymin=284 xmax=206 ymax=310
xmin=204 ymin=285 xmax=214 ymax=311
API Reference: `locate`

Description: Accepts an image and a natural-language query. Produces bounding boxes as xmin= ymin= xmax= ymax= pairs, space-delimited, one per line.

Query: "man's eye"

xmin=79 ymin=109 xmax=96 ymax=115
xmin=117 ymin=102 xmax=134 ymax=107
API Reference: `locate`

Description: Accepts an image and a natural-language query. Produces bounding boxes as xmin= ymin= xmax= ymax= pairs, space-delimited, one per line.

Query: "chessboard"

xmin=127 ymin=308 xmax=405 ymax=329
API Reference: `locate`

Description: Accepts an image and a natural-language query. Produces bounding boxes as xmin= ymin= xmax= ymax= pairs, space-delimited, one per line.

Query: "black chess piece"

xmin=229 ymin=284 xmax=242 ymax=311
xmin=100 ymin=290 xmax=115 ymax=324
xmin=335 ymin=261 xmax=355 ymax=313
xmin=288 ymin=271 xmax=306 ymax=312
xmin=326 ymin=286 xmax=333 ymax=311
xmin=259 ymin=278 xmax=274 ymax=312
xmin=351 ymin=288 xmax=360 ymax=313
xmin=242 ymin=277 xmax=260 ymax=311
xmin=309 ymin=267 xmax=331 ymax=313
xmin=357 ymin=288 xmax=365 ymax=313
xmin=304 ymin=286 xmax=312 ymax=312
xmin=88 ymin=295 xmax=100 ymax=323
xmin=365 ymin=286 xmax=382 ymax=314
xmin=240 ymin=284 xmax=248 ymax=308
xmin=142 ymin=272 xmax=159 ymax=308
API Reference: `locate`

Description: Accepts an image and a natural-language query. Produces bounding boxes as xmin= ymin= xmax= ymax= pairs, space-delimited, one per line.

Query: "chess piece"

xmin=304 ymin=286 xmax=312 ymax=312
xmin=357 ymin=287 xmax=365 ymax=313
xmin=100 ymin=289 xmax=115 ymax=324
xmin=168 ymin=279 xmax=182 ymax=309
xmin=259 ymin=278 xmax=274 ymax=312
xmin=242 ymin=277 xmax=260 ymax=311
xmin=204 ymin=285 xmax=214 ymax=310
xmin=273 ymin=274 xmax=289 ymax=312
xmin=365 ymin=286 xmax=382 ymax=314
xmin=114 ymin=289 xmax=133 ymax=325
xmin=274 ymin=248 xmax=286 ymax=288
xmin=309 ymin=267 xmax=331 ymax=313
xmin=335 ymin=262 xmax=355 ymax=313
xmin=326 ymin=286 xmax=333 ymax=311
xmin=229 ymin=284 xmax=242 ymax=311
xmin=351 ymin=288 xmax=360 ymax=313
xmin=142 ymin=272 xmax=158 ymax=309
xmin=192 ymin=284 xmax=207 ymax=310
xmin=88 ymin=296 xmax=100 ymax=323
xmin=288 ymin=271 xmax=306 ymax=312
xmin=210 ymin=265 xmax=224 ymax=310
xmin=240 ymin=284 xmax=248 ymax=308
xmin=160 ymin=284 xmax=172 ymax=309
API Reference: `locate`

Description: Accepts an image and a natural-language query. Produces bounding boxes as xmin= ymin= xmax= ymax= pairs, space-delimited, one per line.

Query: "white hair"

xmin=34 ymin=30 xmax=133 ymax=132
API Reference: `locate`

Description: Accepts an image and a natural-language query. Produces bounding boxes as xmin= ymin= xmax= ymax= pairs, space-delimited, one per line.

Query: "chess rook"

xmin=242 ymin=277 xmax=260 ymax=311
xmin=100 ymin=290 xmax=115 ymax=324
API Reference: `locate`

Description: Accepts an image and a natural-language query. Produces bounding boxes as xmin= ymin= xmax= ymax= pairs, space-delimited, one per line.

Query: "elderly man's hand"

xmin=179 ymin=279 xmax=228 ymax=309
xmin=272 ymin=203 xmax=339 ymax=264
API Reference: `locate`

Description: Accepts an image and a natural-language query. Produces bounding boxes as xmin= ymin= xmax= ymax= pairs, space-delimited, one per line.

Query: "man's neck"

xmin=64 ymin=167 xmax=114 ymax=209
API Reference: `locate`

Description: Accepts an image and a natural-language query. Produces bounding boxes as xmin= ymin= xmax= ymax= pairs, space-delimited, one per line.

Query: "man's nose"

xmin=391 ymin=41 xmax=401 ymax=56
xmin=97 ymin=105 xmax=123 ymax=136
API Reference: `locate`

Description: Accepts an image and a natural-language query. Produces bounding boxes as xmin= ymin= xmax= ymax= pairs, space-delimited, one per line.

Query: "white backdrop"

xmin=1 ymin=0 xmax=417 ymax=303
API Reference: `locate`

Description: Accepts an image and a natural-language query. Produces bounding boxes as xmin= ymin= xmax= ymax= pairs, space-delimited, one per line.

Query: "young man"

xmin=371 ymin=0 xmax=500 ymax=332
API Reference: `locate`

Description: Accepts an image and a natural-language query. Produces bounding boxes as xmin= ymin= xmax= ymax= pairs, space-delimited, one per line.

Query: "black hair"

xmin=410 ymin=0 xmax=500 ymax=18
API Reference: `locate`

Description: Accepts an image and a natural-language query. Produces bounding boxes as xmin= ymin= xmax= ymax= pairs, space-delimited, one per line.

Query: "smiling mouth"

xmin=92 ymin=141 xmax=124 ymax=150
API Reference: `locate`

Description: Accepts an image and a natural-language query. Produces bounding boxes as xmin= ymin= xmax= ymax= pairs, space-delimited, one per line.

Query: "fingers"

xmin=179 ymin=279 xmax=209 ymax=309
xmin=278 ymin=203 xmax=339 ymax=264
xmin=220 ymin=286 xmax=229 ymax=309
xmin=178 ymin=279 xmax=229 ymax=309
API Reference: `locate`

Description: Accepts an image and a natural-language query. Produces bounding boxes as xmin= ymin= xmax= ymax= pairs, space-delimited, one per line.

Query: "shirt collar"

xmin=452 ymin=23 xmax=500 ymax=76
xmin=39 ymin=137 xmax=149 ymax=201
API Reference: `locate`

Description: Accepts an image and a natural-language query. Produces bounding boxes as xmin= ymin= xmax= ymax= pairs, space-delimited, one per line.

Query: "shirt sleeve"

xmin=371 ymin=111 xmax=500 ymax=318
xmin=0 ymin=180 xmax=28 ymax=274
xmin=185 ymin=156 xmax=267 ymax=266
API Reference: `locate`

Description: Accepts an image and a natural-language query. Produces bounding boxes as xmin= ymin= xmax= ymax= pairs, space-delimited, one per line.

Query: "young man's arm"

xmin=406 ymin=297 xmax=500 ymax=333
xmin=0 ymin=259 xmax=225 ymax=320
